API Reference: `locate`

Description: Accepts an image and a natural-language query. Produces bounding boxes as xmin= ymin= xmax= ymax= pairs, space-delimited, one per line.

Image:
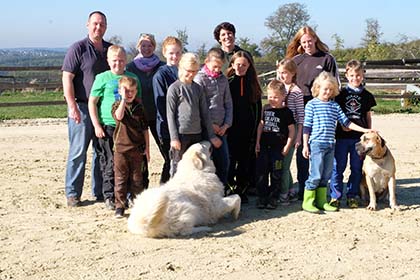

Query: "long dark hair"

xmin=226 ymin=51 xmax=262 ymax=103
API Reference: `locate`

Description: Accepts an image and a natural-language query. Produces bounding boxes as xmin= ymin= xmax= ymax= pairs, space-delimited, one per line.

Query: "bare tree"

xmin=361 ymin=18 xmax=383 ymax=47
xmin=261 ymin=2 xmax=310 ymax=59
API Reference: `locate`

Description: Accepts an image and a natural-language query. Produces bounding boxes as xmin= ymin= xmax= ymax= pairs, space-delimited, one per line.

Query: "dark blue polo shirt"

xmin=62 ymin=37 xmax=112 ymax=103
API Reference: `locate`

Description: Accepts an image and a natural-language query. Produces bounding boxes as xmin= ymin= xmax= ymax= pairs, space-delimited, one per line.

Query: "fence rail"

xmin=1 ymin=59 xmax=420 ymax=107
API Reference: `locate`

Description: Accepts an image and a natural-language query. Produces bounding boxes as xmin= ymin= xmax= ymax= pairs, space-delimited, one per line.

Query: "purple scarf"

xmin=203 ymin=64 xmax=221 ymax=79
xmin=133 ymin=53 xmax=161 ymax=72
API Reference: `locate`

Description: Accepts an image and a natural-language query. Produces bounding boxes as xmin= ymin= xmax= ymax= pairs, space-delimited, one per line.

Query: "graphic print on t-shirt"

xmin=263 ymin=110 xmax=280 ymax=132
xmin=344 ymin=94 xmax=362 ymax=120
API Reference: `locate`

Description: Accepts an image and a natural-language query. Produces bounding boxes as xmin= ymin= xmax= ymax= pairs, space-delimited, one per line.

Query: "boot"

xmin=316 ymin=187 xmax=338 ymax=212
xmin=302 ymin=189 xmax=320 ymax=213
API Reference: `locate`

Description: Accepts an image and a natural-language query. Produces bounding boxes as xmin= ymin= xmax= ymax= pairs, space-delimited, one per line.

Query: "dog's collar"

xmin=369 ymin=147 xmax=388 ymax=160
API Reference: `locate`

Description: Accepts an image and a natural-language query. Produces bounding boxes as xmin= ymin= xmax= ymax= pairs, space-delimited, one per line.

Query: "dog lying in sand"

xmin=127 ymin=141 xmax=241 ymax=237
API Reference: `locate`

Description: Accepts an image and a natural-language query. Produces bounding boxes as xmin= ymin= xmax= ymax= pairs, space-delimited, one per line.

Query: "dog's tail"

xmin=127 ymin=189 xmax=169 ymax=237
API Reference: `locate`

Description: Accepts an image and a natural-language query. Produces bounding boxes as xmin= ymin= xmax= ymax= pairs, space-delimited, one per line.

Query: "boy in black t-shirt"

xmin=329 ymin=60 xmax=376 ymax=208
xmin=255 ymin=80 xmax=295 ymax=209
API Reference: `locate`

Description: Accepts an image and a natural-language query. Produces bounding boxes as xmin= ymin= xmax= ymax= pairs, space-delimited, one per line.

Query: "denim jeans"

xmin=296 ymin=142 xmax=310 ymax=197
xmin=169 ymin=133 xmax=202 ymax=177
xmin=212 ymin=135 xmax=230 ymax=186
xmin=281 ymin=145 xmax=295 ymax=195
xmin=96 ymin=125 xmax=115 ymax=200
xmin=65 ymin=103 xmax=103 ymax=199
xmin=330 ymin=138 xmax=363 ymax=199
xmin=256 ymin=145 xmax=284 ymax=200
xmin=305 ymin=142 xmax=335 ymax=190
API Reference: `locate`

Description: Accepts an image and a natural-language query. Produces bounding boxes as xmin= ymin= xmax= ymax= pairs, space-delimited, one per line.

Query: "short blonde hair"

xmin=311 ymin=71 xmax=339 ymax=98
xmin=107 ymin=45 xmax=126 ymax=58
xmin=118 ymin=76 xmax=137 ymax=89
xmin=266 ymin=79 xmax=286 ymax=96
xmin=178 ymin=53 xmax=200 ymax=83
xmin=161 ymin=36 xmax=182 ymax=55
xmin=136 ymin=33 xmax=157 ymax=50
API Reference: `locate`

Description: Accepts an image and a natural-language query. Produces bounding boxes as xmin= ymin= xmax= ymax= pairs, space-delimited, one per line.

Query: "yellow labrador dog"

xmin=127 ymin=141 xmax=241 ymax=238
xmin=355 ymin=132 xmax=397 ymax=210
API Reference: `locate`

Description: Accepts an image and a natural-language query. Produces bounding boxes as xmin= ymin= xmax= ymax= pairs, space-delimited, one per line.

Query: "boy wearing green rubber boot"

xmin=301 ymin=72 xmax=372 ymax=213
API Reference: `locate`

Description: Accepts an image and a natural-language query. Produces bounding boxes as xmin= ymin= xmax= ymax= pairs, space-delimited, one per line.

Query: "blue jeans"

xmin=330 ymin=138 xmax=363 ymax=199
xmin=305 ymin=142 xmax=335 ymax=190
xmin=212 ymin=135 xmax=230 ymax=186
xmin=169 ymin=133 xmax=202 ymax=177
xmin=96 ymin=125 xmax=115 ymax=200
xmin=65 ymin=103 xmax=102 ymax=199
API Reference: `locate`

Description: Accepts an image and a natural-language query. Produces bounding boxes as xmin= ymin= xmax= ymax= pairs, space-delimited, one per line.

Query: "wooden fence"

xmin=1 ymin=59 xmax=420 ymax=107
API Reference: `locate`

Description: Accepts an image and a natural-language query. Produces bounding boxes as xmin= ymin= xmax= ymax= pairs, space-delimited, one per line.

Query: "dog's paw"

xmin=366 ymin=203 xmax=377 ymax=211
xmin=390 ymin=203 xmax=399 ymax=211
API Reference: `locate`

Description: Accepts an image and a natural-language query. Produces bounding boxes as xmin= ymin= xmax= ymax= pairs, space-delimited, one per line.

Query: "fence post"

xmin=400 ymin=90 xmax=408 ymax=107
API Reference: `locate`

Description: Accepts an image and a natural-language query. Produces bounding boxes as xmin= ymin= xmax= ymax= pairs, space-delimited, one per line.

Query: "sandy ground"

xmin=0 ymin=113 xmax=420 ymax=280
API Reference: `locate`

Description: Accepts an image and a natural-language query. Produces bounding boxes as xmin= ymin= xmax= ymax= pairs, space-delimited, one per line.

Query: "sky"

xmin=1 ymin=0 xmax=419 ymax=51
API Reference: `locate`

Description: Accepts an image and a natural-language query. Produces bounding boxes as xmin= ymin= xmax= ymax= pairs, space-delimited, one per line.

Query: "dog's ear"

xmin=378 ymin=135 xmax=386 ymax=147
xmin=191 ymin=151 xmax=205 ymax=170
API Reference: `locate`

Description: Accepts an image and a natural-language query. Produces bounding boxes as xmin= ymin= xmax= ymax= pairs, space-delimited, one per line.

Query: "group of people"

xmin=63 ymin=11 xmax=376 ymax=217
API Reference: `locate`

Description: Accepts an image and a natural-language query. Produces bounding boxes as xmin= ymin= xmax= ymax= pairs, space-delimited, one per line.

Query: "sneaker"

xmin=288 ymin=191 xmax=299 ymax=202
xmin=115 ymin=208 xmax=125 ymax=219
xmin=266 ymin=198 xmax=278 ymax=210
xmin=347 ymin=198 xmax=359 ymax=208
xmin=256 ymin=198 xmax=267 ymax=209
xmin=105 ymin=198 xmax=115 ymax=210
xmin=67 ymin=197 xmax=80 ymax=207
xmin=278 ymin=194 xmax=290 ymax=206
xmin=329 ymin=198 xmax=341 ymax=208
xmin=239 ymin=193 xmax=249 ymax=204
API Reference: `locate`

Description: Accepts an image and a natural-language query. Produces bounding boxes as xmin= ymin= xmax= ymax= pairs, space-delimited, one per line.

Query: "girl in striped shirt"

xmin=277 ymin=58 xmax=304 ymax=203
xmin=301 ymin=72 xmax=372 ymax=213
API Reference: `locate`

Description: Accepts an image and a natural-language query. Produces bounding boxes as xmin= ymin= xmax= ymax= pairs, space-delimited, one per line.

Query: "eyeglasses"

xmin=183 ymin=68 xmax=199 ymax=74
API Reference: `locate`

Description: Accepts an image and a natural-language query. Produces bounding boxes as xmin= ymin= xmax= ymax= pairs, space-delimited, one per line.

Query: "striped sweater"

xmin=303 ymin=98 xmax=350 ymax=144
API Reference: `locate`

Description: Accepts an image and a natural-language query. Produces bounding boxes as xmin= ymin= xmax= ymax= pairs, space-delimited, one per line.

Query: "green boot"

xmin=316 ymin=187 xmax=338 ymax=212
xmin=302 ymin=189 xmax=320 ymax=213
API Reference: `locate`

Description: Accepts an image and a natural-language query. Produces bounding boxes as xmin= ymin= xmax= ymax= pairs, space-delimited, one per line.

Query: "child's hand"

xmin=210 ymin=137 xmax=222 ymax=149
xmin=302 ymin=145 xmax=310 ymax=159
xmin=170 ymin=140 xmax=181 ymax=150
xmin=282 ymin=147 xmax=289 ymax=156
xmin=145 ymin=149 xmax=150 ymax=162
xmin=119 ymin=86 xmax=128 ymax=100
xmin=218 ymin=124 xmax=229 ymax=136
xmin=94 ymin=125 xmax=105 ymax=138
xmin=212 ymin=124 xmax=221 ymax=135
xmin=294 ymin=138 xmax=301 ymax=149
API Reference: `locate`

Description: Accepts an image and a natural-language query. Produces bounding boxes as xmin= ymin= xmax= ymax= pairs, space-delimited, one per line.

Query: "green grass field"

xmin=0 ymin=90 xmax=419 ymax=120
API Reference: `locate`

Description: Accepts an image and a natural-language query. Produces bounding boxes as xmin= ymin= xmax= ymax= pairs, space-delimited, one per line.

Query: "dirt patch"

xmin=1 ymin=114 xmax=419 ymax=279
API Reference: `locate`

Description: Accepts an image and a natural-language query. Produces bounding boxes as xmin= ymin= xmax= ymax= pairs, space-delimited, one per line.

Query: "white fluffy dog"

xmin=127 ymin=141 xmax=241 ymax=238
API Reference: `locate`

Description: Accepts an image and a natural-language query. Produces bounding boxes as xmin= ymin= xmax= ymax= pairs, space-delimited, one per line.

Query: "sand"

xmin=0 ymin=113 xmax=419 ymax=280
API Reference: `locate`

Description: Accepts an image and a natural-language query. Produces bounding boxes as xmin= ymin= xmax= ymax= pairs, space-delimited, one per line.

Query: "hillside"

xmin=0 ymin=48 xmax=66 ymax=67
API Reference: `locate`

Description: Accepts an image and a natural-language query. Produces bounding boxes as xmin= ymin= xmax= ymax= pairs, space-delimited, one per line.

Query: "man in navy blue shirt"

xmin=62 ymin=11 xmax=112 ymax=207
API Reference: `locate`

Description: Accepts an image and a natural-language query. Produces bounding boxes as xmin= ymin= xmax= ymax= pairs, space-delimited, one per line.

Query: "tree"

xmin=331 ymin=33 xmax=344 ymax=50
xmin=237 ymin=37 xmax=262 ymax=58
xmin=107 ymin=35 xmax=123 ymax=45
xmin=361 ymin=18 xmax=383 ymax=47
xmin=196 ymin=43 xmax=207 ymax=62
xmin=261 ymin=2 xmax=310 ymax=60
xmin=176 ymin=28 xmax=189 ymax=52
